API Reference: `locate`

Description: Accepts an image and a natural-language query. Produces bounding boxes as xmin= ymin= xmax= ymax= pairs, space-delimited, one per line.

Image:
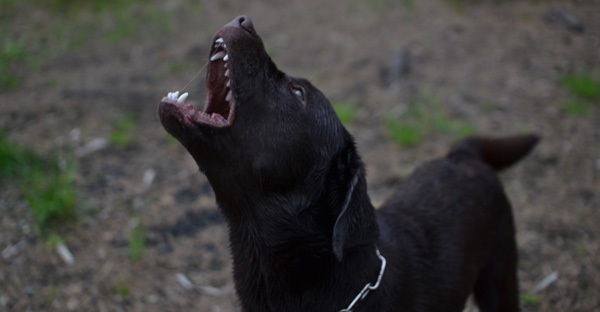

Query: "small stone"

xmin=142 ymin=169 xmax=156 ymax=190
xmin=0 ymin=295 xmax=8 ymax=307
xmin=75 ymin=138 xmax=108 ymax=157
xmin=176 ymin=273 xmax=195 ymax=290
xmin=543 ymin=8 xmax=584 ymax=33
xmin=56 ymin=243 xmax=75 ymax=265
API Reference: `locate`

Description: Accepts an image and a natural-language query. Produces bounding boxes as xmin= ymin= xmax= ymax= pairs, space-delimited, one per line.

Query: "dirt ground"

xmin=1 ymin=0 xmax=599 ymax=311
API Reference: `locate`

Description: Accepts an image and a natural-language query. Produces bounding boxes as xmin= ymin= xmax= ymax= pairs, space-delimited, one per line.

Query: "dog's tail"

xmin=448 ymin=135 xmax=540 ymax=171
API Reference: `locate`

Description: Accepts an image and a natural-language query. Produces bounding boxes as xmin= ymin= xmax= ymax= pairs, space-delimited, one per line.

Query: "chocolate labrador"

xmin=159 ymin=15 xmax=538 ymax=312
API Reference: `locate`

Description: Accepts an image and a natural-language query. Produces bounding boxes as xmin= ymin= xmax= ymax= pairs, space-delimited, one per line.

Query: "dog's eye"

xmin=293 ymin=89 xmax=303 ymax=98
xmin=290 ymin=85 xmax=305 ymax=103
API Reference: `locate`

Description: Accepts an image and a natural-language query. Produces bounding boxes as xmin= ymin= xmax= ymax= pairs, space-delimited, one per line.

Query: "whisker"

xmin=180 ymin=60 xmax=209 ymax=92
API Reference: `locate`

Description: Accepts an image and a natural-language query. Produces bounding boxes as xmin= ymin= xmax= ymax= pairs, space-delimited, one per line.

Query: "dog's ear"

xmin=328 ymin=139 xmax=378 ymax=261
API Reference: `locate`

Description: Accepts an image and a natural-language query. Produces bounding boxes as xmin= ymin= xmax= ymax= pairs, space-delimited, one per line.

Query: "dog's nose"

xmin=229 ymin=15 xmax=256 ymax=35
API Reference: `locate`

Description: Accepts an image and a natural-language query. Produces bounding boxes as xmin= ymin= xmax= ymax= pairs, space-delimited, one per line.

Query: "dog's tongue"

xmin=212 ymin=113 xmax=226 ymax=123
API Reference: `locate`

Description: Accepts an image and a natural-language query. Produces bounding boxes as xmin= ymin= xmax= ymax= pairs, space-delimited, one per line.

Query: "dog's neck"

xmin=222 ymin=190 xmax=337 ymax=277
xmin=216 ymin=188 xmax=383 ymax=311
xmin=229 ymin=222 xmax=383 ymax=311
xmin=204 ymin=139 xmax=383 ymax=310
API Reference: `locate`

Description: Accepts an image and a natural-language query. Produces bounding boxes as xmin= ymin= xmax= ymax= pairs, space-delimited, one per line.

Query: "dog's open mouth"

xmin=160 ymin=36 xmax=235 ymax=128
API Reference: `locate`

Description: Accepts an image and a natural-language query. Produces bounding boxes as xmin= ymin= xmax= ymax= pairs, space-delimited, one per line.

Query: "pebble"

xmin=532 ymin=271 xmax=560 ymax=293
xmin=56 ymin=243 xmax=75 ymax=265
xmin=543 ymin=7 xmax=584 ymax=33
xmin=175 ymin=273 xmax=195 ymax=290
xmin=142 ymin=168 xmax=156 ymax=190
xmin=75 ymin=137 xmax=108 ymax=157
xmin=2 ymin=240 xmax=27 ymax=260
xmin=0 ymin=295 xmax=8 ymax=307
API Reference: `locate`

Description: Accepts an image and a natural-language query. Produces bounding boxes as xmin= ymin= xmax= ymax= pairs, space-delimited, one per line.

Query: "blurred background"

xmin=0 ymin=0 xmax=598 ymax=311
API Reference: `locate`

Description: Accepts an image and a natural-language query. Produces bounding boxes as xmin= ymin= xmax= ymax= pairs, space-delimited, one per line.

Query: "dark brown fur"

xmin=159 ymin=16 xmax=539 ymax=312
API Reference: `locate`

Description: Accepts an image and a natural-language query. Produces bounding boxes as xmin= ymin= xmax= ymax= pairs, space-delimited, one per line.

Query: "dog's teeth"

xmin=223 ymin=54 xmax=229 ymax=62
xmin=177 ymin=92 xmax=189 ymax=104
xmin=173 ymin=91 xmax=179 ymax=99
xmin=226 ymin=79 xmax=230 ymax=88
xmin=167 ymin=92 xmax=173 ymax=99
xmin=210 ymin=51 xmax=225 ymax=61
xmin=224 ymin=69 xmax=229 ymax=77
xmin=215 ymin=38 xmax=224 ymax=44
xmin=226 ymin=90 xmax=232 ymax=102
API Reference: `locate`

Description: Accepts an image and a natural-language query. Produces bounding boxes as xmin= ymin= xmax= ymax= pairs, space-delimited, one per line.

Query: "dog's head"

xmin=159 ymin=16 xmax=377 ymax=260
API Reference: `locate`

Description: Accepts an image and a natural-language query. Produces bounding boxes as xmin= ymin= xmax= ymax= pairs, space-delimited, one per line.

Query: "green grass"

xmin=333 ymin=101 xmax=359 ymax=125
xmin=115 ymin=280 xmax=130 ymax=297
xmin=0 ymin=131 xmax=76 ymax=232
xmin=0 ymin=39 xmax=28 ymax=88
xmin=520 ymin=292 xmax=541 ymax=306
xmin=564 ymin=99 xmax=590 ymax=116
xmin=111 ymin=114 xmax=136 ymax=147
xmin=0 ymin=142 xmax=76 ymax=233
xmin=385 ymin=121 xmax=423 ymax=147
xmin=24 ymin=162 xmax=76 ymax=229
xmin=560 ymin=72 xmax=600 ymax=116
xmin=46 ymin=233 xmax=66 ymax=247
xmin=561 ymin=73 xmax=600 ymax=101
xmin=129 ymin=218 xmax=145 ymax=261
xmin=385 ymin=90 xmax=475 ymax=147
xmin=0 ymin=132 xmax=41 ymax=178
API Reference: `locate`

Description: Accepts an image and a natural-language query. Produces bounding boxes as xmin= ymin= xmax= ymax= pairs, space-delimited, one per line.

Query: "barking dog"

xmin=159 ymin=15 xmax=538 ymax=312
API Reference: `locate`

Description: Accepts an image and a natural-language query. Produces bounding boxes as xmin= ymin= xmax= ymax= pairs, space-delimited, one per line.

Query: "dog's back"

xmin=376 ymin=135 xmax=539 ymax=311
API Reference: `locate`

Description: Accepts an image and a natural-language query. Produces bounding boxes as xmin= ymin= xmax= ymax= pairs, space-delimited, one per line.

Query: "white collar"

xmin=339 ymin=247 xmax=387 ymax=312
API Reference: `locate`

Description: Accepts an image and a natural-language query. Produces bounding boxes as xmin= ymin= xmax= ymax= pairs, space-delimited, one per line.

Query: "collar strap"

xmin=339 ymin=247 xmax=387 ymax=312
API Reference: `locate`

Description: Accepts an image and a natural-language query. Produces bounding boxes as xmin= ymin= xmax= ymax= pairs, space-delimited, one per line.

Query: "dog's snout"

xmin=230 ymin=15 xmax=256 ymax=35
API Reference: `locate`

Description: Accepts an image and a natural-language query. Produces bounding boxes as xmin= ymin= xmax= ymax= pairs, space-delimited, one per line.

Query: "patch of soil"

xmin=1 ymin=1 xmax=599 ymax=311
